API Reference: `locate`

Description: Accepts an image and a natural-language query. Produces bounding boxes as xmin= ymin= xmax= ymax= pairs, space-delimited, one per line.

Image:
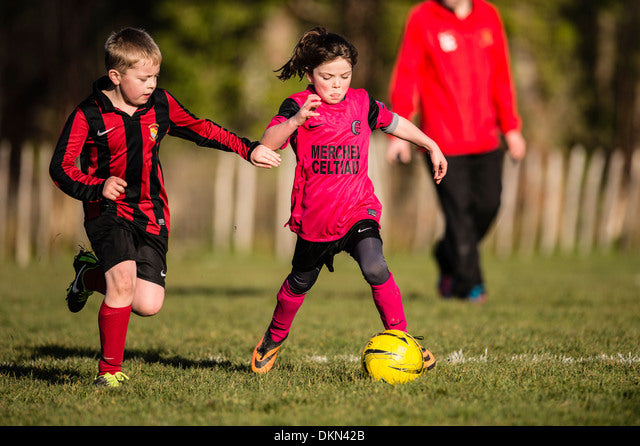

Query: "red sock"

xmin=97 ymin=302 xmax=131 ymax=375
xmin=268 ymin=280 xmax=305 ymax=342
xmin=85 ymin=267 xmax=106 ymax=295
xmin=371 ymin=273 xmax=407 ymax=331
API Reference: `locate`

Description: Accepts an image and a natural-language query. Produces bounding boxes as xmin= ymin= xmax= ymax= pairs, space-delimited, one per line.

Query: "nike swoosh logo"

xmin=358 ymin=227 xmax=372 ymax=233
xmin=256 ymin=346 xmax=278 ymax=361
xmin=308 ymin=124 xmax=323 ymax=129
xmin=253 ymin=345 xmax=281 ymax=369
xmin=97 ymin=127 xmax=116 ymax=136
xmin=70 ymin=264 xmax=89 ymax=294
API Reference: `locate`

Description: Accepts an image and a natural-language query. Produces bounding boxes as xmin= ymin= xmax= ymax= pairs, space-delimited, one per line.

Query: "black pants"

xmin=425 ymin=148 xmax=504 ymax=296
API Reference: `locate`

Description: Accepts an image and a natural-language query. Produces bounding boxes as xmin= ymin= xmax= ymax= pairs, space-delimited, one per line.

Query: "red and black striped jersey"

xmin=50 ymin=76 xmax=259 ymax=237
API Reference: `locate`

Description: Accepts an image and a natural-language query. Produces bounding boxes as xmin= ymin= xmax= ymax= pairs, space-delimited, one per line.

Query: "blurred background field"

xmin=2 ymin=0 xmax=640 ymax=262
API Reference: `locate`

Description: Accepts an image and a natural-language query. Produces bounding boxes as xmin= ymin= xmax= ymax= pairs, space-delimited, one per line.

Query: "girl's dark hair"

xmin=276 ymin=26 xmax=358 ymax=81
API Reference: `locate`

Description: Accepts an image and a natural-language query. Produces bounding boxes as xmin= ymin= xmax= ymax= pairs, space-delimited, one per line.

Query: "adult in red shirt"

xmin=387 ymin=0 xmax=526 ymax=302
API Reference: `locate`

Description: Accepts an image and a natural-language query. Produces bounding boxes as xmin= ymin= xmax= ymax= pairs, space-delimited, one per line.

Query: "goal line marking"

xmin=301 ymin=350 xmax=640 ymax=365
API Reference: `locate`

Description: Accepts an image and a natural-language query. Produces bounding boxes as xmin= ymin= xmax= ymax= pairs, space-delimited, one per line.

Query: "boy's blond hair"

xmin=105 ymin=28 xmax=162 ymax=73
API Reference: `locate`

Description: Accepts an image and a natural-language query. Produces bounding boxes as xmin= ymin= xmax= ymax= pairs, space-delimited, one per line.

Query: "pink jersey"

xmin=268 ymin=86 xmax=398 ymax=242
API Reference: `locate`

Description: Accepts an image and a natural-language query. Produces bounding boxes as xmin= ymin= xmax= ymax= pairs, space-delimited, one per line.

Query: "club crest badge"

xmin=149 ymin=123 xmax=159 ymax=141
xmin=479 ymin=28 xmax=494 ymax=47
xmin=351 ymin=120 xmax=361 ymax=135
xmin=438 ymin=32 xmax=458 ymax=52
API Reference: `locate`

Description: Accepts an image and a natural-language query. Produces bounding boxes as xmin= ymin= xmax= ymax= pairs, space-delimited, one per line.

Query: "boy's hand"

xmin=251 ymin=144 xmax=281 ymax=168
xmin=103 ymin=176 xmax=127 ymax=201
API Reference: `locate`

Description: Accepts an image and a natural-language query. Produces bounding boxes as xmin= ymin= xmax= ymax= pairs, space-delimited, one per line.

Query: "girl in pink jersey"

xmin=251 ymin=27 xmax=447 ymax=374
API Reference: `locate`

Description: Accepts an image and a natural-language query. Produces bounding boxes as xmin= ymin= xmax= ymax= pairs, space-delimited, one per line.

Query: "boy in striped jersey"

xmin=50 ymin=27 xmax=280 ymax=387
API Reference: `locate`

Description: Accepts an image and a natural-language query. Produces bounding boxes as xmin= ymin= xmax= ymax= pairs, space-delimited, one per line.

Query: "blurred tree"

xmin=0 ymin=0 xmax=159 ymax=188
xmin=495 ymin=0 xmax=640 ymax=163
xmin=569 ymin=0 xmax=640 ymax=164
xmin=1 ymin=0 xmax=639 ymax=177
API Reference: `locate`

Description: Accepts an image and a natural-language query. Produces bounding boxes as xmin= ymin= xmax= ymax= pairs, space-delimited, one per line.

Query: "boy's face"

xmin=306 ymin=57 xmax=352 ymax=105
xmin=109 ymin=59 xmax=160 ymax=108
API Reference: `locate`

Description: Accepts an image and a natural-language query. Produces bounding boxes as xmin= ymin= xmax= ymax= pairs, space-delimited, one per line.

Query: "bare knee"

xmin=105 ymin=262 xmax=136 ymax=307
xmin=132 ymin=280 xmax=165 ymax=317
xmin=132 ymin=302 xmax=162 ymax=317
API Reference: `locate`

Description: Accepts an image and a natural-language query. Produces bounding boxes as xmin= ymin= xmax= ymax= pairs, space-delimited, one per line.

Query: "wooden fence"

xmin=1 ymin=135 xmax=640 ymax=267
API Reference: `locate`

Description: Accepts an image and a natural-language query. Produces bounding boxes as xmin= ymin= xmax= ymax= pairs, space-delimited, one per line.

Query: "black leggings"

xmin=286 ymin=237 xmax=390 ymax=295
xmin=427 ymin=148 xmax=504 ymax=295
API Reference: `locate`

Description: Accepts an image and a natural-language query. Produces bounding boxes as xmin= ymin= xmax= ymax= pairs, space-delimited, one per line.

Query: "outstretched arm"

xmin=250 ymin=144 xmax=281 ymax=168
xmin=389 ymin=116 xmax=448 ymax=184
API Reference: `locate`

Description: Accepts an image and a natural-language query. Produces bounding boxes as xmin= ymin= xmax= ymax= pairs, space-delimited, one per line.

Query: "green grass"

xmin=1 ymin=248 xmax=639 ymax=427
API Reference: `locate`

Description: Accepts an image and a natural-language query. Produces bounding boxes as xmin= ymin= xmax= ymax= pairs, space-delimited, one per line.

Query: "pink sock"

xmin=268 ymin=280 xmax=305 ymax=342
xmin=98 ymin=302 xmax=131 ymax=375
xmin=371 ymin=273 xmax=407 ymax=331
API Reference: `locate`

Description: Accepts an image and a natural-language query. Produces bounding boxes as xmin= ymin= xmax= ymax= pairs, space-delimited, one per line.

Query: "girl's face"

xmin=109 ymin=59 xmax=160 ymax=108
xmin=306 ymin=57 xmax=352 ymax=105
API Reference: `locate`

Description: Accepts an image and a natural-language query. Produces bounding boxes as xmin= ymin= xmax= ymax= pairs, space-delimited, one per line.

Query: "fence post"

xmin=369 ymin=134 xmax=389 ymax=238
xmin=621 ymin=148 xmax=640 ymax=249
xmin=213 ymin=151 xmax=235 ymax=252
xmin=411 ymin=154 xmax=443 ymax=253
xmin=275 ymin=147 xmax=296 ymax=259
xmin=37 ymin=143 xmax=54 ymax=260
xmin=560 ymin=145 xmax=586 ymax=253
xmin=578 ymin=149 xmax=605 ymax=254
xmin=16 ymin=143 xmax=34 ymax=267
xmin=233 ymin=156 xmax=257 ymax=253
xmin=540 ymin=150 xmax=563 ymax=255
xmin=493 ymin=155 xmax=522 ymax=257
xmin=519 ymin=149 xmax=543 ymax=256
xmin=0 ymin=141 xmax=10 ymax=261
xmin=598 ymin=150 xmax=624 ymax=250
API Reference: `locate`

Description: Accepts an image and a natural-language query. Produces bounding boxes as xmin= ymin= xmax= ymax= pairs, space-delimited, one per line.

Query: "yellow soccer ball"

xmin=361 ymin=330 xmax=425 ymax=385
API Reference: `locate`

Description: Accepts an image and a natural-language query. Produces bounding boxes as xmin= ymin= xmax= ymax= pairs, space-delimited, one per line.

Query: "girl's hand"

xmin=428 ymin=148 xmax=448 ymax=184
xmin=293 ymin=94 xmax=322 ymax=126
xmin=250 ymin=145 xmax=282 ymax=168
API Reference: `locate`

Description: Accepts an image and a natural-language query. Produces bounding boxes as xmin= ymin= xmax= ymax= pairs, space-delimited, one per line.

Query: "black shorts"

xmin=292 ymin=219 xmax=382 ymax=273
xmin=84 ymin=215 xmax=169 ymax=287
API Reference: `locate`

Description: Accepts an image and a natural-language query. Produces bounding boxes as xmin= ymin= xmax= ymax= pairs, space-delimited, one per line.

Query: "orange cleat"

xmin=251 ymin=331 xmax=286 ymax=374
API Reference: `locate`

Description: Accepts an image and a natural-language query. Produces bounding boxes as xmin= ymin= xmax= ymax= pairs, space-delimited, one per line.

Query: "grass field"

xmin=1 ymin=248 xmax=639 ymax=429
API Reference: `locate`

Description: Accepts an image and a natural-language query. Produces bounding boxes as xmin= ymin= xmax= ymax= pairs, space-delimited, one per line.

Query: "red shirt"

xmin=50 ymin=76 xmax=258 ymax=237
xmin=389 ymin=0 xmax=521 ymax=156
xmin=268 ymin=86 xmax=397 ymax=242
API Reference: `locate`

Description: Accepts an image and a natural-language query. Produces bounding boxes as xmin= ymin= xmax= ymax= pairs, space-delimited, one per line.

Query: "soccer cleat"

xmin=411 ymin=334 xmax=436 ymax=372
xmin=422 ymin=347 xmax=436 ymax=371
xmin=251 ymin=330 xmax=286 ymax=374
xmin=465 ymin=284 xmax=487 ymax=304
xmin=437 ymin=274 xmax=454 ymax=299
xmin=93 ymin=371 xmax=129 ymax=388
xmin=66 ymin=249 xmax=99 ymax=313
